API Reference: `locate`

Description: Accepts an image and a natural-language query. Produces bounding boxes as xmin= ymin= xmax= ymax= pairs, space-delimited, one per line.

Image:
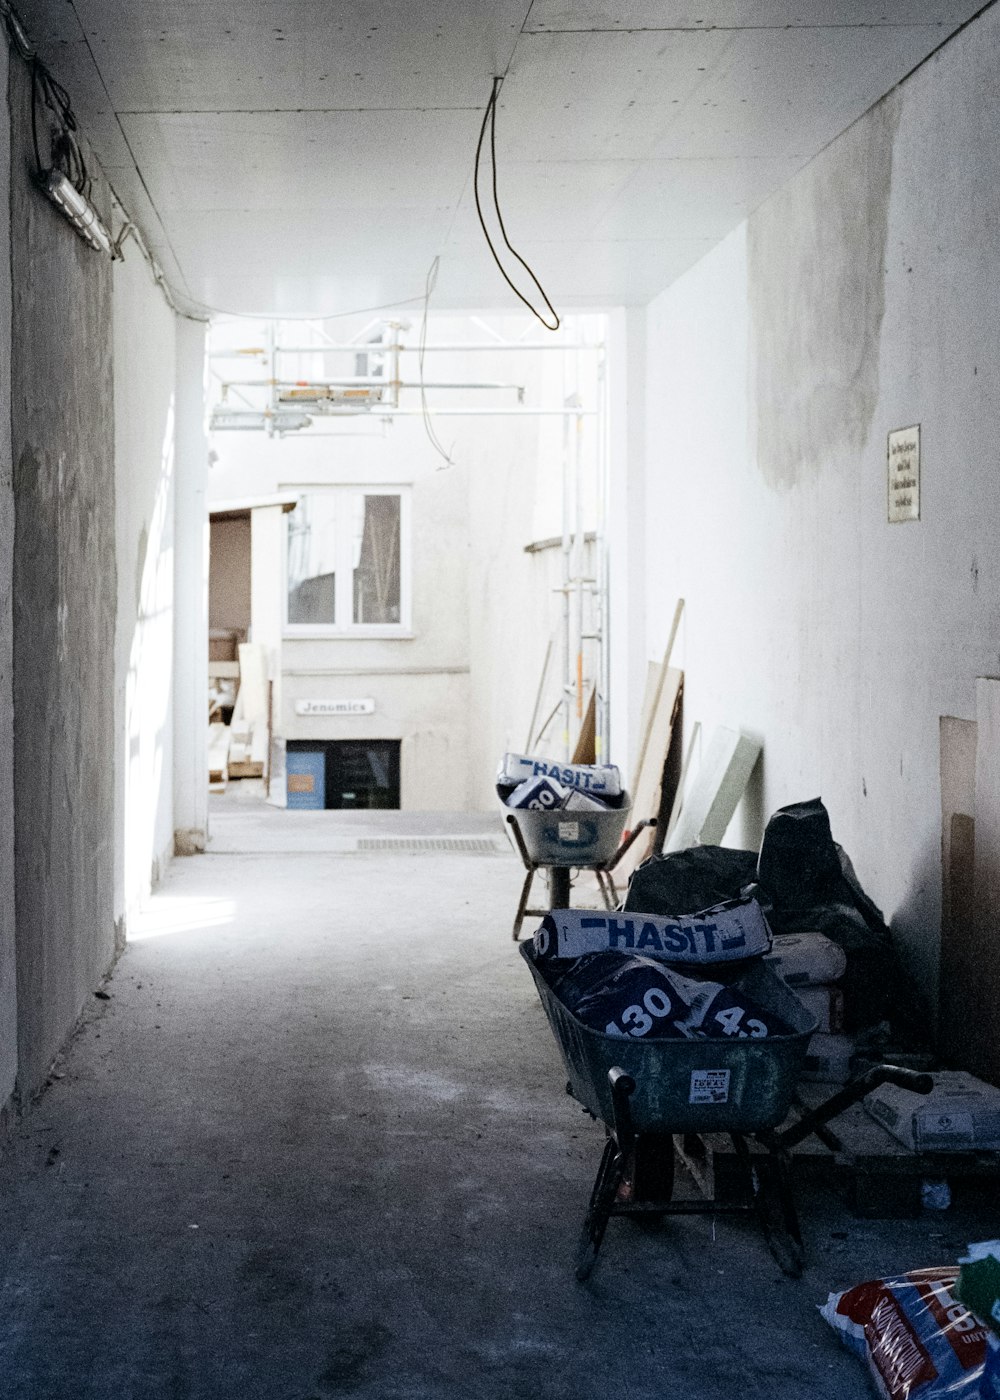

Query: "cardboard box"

xmin=864 ymin=1071 xmax=1000 ymax=1151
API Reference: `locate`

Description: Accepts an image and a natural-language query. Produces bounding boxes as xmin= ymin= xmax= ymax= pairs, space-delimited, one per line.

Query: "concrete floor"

xmin=0 ymin=799 xmax=995 ymax=1399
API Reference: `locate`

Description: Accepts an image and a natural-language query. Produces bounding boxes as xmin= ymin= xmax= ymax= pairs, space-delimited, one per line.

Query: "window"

xmin=285 ymin=489 xmax=410 ymax=634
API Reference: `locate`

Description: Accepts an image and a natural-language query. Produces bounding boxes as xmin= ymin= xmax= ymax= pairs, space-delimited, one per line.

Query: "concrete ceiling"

xmin=17 ymin=0 xmax=984 ymax=317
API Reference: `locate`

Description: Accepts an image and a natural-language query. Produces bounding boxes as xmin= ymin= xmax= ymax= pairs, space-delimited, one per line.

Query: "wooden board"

xmin=207 ymin=722 xmax=231 ymax=785
xmin=235 ymin=642 xmax=269 ymax=725
xmin=614 ymin=668 xmax=684 ymax=887
xmin=630 ymin=599 xmax=683 ymax=790
xmin=938 ymin=714 xmax=978 ymax=1068
xmin=666 ymin=726 xmax=761 ymax=851
xmin=971 ymin=679 xmax=1000 ymax=1085
xmin=572 ymin=687 xmax=596 ymax=765
xmin=631 ymin=661 xmax=662 ymax=782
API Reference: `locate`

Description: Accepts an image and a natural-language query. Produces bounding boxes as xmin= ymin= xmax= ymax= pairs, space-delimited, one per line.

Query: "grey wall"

xmin=9 ymin=59 xmax=117 ymax=1095
xmin=641 ymin=5 xmax=1000 ymax=1006
xmin=0 ymin=39 xmax=16 ymax=1116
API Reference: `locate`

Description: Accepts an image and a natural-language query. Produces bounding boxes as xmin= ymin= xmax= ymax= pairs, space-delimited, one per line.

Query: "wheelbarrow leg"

xmin=753 ymin=1147 xmax=804 ymax=1279
xmin=511 ymin=868 xmax=535 ymax=941
xmin=548 ymin=865 xmax=572 ymax=909
xmin=575 ymin=1136 xmax=623 ymax=1281
xmin=596 ymin=869 xmax=618 ymax=911
xmin=576 ymin=1068 xmax=636 ymax=1282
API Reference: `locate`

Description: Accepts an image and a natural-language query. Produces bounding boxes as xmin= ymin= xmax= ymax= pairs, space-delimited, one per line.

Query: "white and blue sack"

xmin=498 ymin=752 xmax=622 ymax=797
xmin=533 ymin=897 xmax=773 ymax=966
xmin=507 ymin=775 xmax=569 ymax=811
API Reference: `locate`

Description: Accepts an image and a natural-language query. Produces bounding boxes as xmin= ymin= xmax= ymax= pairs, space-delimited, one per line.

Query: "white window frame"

xmin=283 ymin=486 xmax=412 ymax=638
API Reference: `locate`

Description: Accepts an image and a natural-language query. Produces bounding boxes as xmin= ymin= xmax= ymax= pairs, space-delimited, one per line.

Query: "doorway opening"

xmin=286 ymin=739 xmax=401 ymax=810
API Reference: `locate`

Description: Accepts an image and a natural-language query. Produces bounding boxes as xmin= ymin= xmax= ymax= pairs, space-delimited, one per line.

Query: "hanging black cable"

xmin=474 ymin=76 xmax=560 ymax=333
xmin=30 ymin=52 xmax=89 ymax=193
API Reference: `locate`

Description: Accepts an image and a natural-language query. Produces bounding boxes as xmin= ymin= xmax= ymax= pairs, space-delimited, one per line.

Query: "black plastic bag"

xmin=623 ymin=845 xmax=757 ymax=916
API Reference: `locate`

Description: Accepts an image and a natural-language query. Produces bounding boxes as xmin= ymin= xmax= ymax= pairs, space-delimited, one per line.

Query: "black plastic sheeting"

xmin=624 ymin=797 xmax=927 ymax=1046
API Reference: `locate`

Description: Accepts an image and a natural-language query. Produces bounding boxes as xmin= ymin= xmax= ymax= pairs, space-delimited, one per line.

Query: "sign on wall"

xmin=295 ymin=698 xmax=376 ymax=717
xmin=888 ymin=425 xmax=920 ymax=523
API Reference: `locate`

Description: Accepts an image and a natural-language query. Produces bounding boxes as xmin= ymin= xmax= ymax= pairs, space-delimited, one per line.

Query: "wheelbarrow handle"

xmin=607 ymin=1067 xmax=637 ymax=1155
xmin=606 ymin=818 xmax=657 ymax=871
xmin=505 ymin=813 xmax=533 ymax=869
xmin=772 ymin=1063 xmax=934 ymax=1151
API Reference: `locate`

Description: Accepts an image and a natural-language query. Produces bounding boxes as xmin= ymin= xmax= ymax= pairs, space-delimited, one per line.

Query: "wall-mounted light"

xmin=211 ymin=408 xmax=313 ymax=434
xmin=37 ymin=169 xmax=113 ymax=256
xmin=1 ymin=1 xmax=33 ymax=60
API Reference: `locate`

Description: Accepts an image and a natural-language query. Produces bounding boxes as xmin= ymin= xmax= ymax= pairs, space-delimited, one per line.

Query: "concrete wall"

xmin=0 ymin=39 xmax=16 ymax=1115
xmin=113 ymin=236 xmax=177 ymax=927
xmin=640 ymin=7 xmax=1000 ymax=1004
xmin=9 ymin=58 xmax=118 ymax=1094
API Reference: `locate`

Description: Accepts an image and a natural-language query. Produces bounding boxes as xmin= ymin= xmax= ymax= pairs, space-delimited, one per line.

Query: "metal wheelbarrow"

xmin=500 ymin=787 xmax=655 ymax=940
xmin=521 ymin=943 xmax=932 ymax=1279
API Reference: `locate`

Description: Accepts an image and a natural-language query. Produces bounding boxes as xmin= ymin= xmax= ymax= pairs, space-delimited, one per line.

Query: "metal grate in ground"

xmin=356 ymin=836 xmax=500 ymax=854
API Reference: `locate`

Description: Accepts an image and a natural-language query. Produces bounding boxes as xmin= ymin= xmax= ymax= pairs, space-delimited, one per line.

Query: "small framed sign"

xmin=888 ymin=424 xmax=920 ymax=523
xmin=294 ymin=698 xmax=375 ymax=717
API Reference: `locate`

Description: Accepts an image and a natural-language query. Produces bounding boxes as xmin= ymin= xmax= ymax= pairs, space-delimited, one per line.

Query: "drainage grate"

xmin=356 ymin=836 xmax=499 ymax=854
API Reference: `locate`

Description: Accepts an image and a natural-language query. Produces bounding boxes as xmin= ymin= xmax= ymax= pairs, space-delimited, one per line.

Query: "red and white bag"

xmin=821 ymin=1267 xmax=988 ymax=1400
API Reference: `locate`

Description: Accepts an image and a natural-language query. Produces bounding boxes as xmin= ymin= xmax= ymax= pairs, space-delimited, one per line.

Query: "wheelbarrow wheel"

xmin=753 ymin=1156 xmax=804 ymax=1279
xmin=575 ymin=1138 xmax=622 ymax=1281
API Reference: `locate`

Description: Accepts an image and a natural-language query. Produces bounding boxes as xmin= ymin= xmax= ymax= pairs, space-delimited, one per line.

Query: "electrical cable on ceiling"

xmin=184 ymin=291 xmax=429 ymax=324
xmin=29 ymin=52 xmax=89 ymax=195
xmin=418 ymin=256 xmax=456 ymax=470
xmin=474 ymin=75 xmax=560 ymax=333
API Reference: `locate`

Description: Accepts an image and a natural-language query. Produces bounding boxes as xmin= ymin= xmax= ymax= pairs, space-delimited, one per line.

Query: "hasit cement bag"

xmin=506 ymin=775 xmax=569 ymax=811
xmin=763 ymin=932 xmax=848 ymax=986
xmin=542 ymin=951 xmax=792 ymax=1041
xmin=821 ymin=1267 xmax=988 ymax=1400
xmin=498 ymin=753 xmax=622 ymax=797
xmin=533 ymin=898 xmax=772 ymax=966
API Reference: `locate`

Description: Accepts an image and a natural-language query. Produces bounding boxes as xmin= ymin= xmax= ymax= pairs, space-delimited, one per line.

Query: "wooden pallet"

xmin=672 ymin=1087 xmax=1000 ymax=1218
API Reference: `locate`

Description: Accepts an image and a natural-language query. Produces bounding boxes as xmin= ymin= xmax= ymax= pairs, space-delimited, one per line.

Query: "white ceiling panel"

xmin=121 ymin=110 xmax=481 ymax=214
xmin=14 ymin=0 xmax=983 ymax=314
xmin=65 ymin=0 xmax=527 ymax=112
xmin=590 ymin=155 xmax=807 ymax=240
xmin=526 ymin=2 xmax=983 ymax=30
xmin=642 ymin=22 xmax=947 ymax=158
xmin=437 ymin=234 xmax=720 ymax=307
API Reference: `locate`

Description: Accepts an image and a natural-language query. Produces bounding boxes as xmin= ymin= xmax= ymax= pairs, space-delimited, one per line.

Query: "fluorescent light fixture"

xmin=3 ymin=5 xmax=34 ymax=59
xmin=38 ymin=170 xmax=114 ymax=256
xmin=210 ymin=408 xmax=313 ymax=434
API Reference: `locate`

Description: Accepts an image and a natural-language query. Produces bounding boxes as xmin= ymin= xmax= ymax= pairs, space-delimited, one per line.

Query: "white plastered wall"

xmin=113 ymin=236 xmax=178 ymax=929
xmin=639 ymin=8 xmax=1000 ymax=1003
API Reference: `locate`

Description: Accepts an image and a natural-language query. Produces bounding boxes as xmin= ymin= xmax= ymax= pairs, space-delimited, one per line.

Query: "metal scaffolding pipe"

xmin=210 ymin=342 xmax=604 ymax=357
